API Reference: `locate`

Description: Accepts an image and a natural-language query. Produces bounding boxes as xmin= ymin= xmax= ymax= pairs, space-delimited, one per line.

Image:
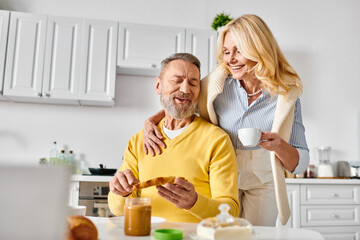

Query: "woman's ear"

xmin=155 ymin=77 xmax=162 ymax=95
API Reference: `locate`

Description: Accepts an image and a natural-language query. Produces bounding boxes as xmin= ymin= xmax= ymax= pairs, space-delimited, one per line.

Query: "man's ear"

xmin=155 ymin=77 xmax=162 ymax=95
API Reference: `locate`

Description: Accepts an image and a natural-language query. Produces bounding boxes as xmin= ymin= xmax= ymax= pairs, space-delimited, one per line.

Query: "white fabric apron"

xmin=236 ymin=148 xmax=277 ymax=226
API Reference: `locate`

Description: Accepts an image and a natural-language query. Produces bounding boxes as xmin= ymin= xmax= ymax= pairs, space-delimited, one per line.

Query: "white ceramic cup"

xmin=238 ymin=128 xmax=262 ymax=147
xmin=67 ymin=205 xmax=86 ymax=216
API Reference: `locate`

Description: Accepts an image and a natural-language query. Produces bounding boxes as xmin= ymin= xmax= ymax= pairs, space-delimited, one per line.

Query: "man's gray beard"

xmin=160 ymin=92 xmax=197 ymax=120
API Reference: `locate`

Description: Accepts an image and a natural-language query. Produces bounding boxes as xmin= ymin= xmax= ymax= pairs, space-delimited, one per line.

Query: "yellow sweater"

xmin=108 ymin=116 xmax=239 ymax=223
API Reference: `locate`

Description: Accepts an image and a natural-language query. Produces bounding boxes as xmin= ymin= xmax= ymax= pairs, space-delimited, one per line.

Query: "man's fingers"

xmin=157 ymin=185 xmax=180 ymax=199
xmin=123 ymin=169 xmax=138 ymax=186
xmin=112 ymin=180 xmax=127 ymax=194
xmin=157 ymin=190 xmax=179 ymax=204
xmin=174 ymin=178 xmax=193 ymax=191
xmin=110 ymin=187 xmax=124 ymax=196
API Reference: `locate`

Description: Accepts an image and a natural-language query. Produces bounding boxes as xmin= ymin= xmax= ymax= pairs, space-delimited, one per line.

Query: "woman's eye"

xmin=224 ymin=51 xmax=230 ymax=55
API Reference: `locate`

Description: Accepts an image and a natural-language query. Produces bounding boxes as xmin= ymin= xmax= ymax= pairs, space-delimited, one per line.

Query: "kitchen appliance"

xmin=349 ymin=161 xmax=360 ymax=178
xmin=337 ymin=161 xmax=351 ymax=177
xmin=316 ymin=146 xmax=334 ymax=177
xmin=78 ymin=181 xmax=114 ymax=217
xmin=88 ymin=164 xmax=117 ymax=176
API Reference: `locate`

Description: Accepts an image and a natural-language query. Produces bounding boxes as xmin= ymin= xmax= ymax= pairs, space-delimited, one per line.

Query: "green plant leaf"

xmin=211 ymin=12 xmax=233 ymax=30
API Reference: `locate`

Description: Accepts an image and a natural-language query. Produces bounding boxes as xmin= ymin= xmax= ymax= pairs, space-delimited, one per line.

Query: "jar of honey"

xmin=124 ymin=198 xmax=151 ymax=236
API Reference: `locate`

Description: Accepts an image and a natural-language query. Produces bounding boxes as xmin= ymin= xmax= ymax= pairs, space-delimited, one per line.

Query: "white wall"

xmin=1 ymin=0 xmax=360 ymax=171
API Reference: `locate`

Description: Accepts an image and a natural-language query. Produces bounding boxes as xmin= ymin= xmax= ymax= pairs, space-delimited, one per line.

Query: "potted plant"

xmin=211 ymin=12 xmax=233 ymax=31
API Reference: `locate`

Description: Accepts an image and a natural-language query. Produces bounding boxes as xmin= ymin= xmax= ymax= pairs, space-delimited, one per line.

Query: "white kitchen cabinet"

xmin=3 ymin=11 xmax=47 ymax=101
xmin=303 ymin=226 xmax=360 ymax=240
xmin=0 ymin=10 xmax=9 ymax=101
xmin=69 ymin=181 xmax=80 ymax=206
xmin=286 ymin=179 xmax=360 ymax=240
xmin=117 ymin=23 xmax=185 ymax=76
xmin=185 ymin=29 xmax=217 ymax=76
xmin=79 ymin=19 xmax=117 ymax=106
xmin=42 ymin=15 xmax=83 ymax=105
xmin=276 ymin=184 xmax=300 ymax=228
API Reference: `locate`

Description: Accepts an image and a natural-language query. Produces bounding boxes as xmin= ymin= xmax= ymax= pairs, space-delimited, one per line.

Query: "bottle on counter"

xmin=58 ymin=150 xmax=66 ymax=165
xmin=305 ymin=164 xmax=316 ymax=178
xmin=49 ymin=141 xmax=59 ymax=165
xmin=67 ymin=150 xmax=77 ymax=174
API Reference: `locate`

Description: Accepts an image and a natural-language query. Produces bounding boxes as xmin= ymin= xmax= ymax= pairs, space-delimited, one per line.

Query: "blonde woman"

xmin=142 ymin=14 xmax=309 ymax=226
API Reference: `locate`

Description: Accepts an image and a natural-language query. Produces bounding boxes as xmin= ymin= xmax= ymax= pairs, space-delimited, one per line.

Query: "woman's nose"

xmin=229 ymin=52 xmax=237 ymax=63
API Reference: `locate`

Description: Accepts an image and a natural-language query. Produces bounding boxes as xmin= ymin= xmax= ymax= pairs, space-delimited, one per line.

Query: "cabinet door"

xmin=42 ymin=16 xmax=82 ymax=104
xmin=3 ymin=12 xmax=47 ymax=99
xmin=301 ymin=184 xmax=360 ymax=205
xmin=79 ymin=19 xmax=117 ymax=106
xmin=303 ymin=226 xmax=360 ymax=240
xmin=117 ymin=23 xmax=185 ymax=76
xmin=185 ymin=29 xmax=217 ymax=76
xmin=69 ymin=181 xmax=80 ymax=206
xmin=301 ymin=205 xmax=360 ymax=226
xmin=276 ymin=184 xmax=300 ymax=228
xmin=0 ymin=10 xmax=10 ymax=100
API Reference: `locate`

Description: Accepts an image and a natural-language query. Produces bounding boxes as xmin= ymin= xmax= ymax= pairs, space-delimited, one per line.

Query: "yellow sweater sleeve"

xmin=187 ymin=133 xmax=240 ymax=219
xmin=108 ymin=134 xmax=141 ymax=216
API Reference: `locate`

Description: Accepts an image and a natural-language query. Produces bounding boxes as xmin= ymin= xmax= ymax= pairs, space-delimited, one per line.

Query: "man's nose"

xmin=179 ymin=81 xmax=191 ymax=93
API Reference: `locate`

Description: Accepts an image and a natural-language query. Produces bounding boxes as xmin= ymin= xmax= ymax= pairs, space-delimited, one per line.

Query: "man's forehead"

xmin=163 ymin=60 xmax=200 ymax=78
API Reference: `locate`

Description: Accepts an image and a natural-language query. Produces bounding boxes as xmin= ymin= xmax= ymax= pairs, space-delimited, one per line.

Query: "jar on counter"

xmin=124 ymin=197 xmax=151 ymax=236
xmin=305 ymin=164 xmax=316 ymax=178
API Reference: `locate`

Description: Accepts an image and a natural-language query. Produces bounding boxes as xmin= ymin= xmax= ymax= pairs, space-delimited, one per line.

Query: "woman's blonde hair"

xmin=216 ymin=14 xmax=302 ymax=96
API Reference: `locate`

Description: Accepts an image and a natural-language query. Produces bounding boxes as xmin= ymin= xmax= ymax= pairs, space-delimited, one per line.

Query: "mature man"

xmin=108 ymin=53 xmax=239 ymax=223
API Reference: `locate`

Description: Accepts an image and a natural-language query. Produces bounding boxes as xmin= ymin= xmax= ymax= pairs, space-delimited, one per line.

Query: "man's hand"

xmin=156 ymin=177 xmax=197 ymax=209
xmin=109 ymin=169 xmax=139 ymax=196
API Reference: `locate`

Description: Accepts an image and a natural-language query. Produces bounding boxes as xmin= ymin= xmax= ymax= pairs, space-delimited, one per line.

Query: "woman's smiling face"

xmin=222 ymin=32 xmax=257 ymax=80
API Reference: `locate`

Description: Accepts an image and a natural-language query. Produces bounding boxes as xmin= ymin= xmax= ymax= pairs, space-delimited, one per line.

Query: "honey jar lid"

xmin=154 ymin=229 xmax=183 ymax=240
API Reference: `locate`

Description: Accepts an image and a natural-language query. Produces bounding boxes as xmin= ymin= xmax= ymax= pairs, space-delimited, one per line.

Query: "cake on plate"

xmin=196 ymin=204 xmax=253 ymax=240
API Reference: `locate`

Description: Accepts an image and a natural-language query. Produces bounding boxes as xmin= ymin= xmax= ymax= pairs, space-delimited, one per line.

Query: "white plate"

xmin=109 ymin=216 xmax=166 ymax=228
xmin=189 ymin=231 xmax=257 ymax=240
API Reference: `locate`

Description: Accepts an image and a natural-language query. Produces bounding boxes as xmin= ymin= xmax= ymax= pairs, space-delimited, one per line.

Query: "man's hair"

xmin=159 ymin=53 xmax=201 ymax=77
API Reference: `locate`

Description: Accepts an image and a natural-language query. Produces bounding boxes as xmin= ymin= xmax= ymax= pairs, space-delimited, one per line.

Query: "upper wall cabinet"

xmin=42 ymin=15 xmax=83 ymax=104
xmin=185 ymin=29 xmax=217 ymax=77
xmin=3 ymin=12 xmax=47 ymax=102
xmin=117 ymin=23 xmax=185 ymax=76
xmin=78 ymin=19 xmax=117 ymax=106
xmin=3 ymin=11 xmax=117 ymax=106
xmin=0 ymin=10 xmax=9 ymax=101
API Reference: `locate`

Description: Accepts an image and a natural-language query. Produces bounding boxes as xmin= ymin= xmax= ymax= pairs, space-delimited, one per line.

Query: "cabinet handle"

xmin=331 ymin=192 xmax=338 ymax=198
xmin=149 ymin=63 xmax=157 ymax=68
xmin=331 ymin=213 xmax=338 ymax=218
xmin=36 ymin=92 xmax=42 ymax=97
xmin=45 ymin=93 xmax=51 ymax=97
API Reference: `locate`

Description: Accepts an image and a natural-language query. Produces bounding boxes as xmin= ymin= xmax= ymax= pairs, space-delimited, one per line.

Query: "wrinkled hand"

xmin=156 ymin=178 xmax=198 ymax=210
xmin=258 ymin=132 xmax=284 ymax=151
xmin=109 ymin=169 xmax=139 ymax=196
xmin=143 ymin=118 xmax=166 ymax=156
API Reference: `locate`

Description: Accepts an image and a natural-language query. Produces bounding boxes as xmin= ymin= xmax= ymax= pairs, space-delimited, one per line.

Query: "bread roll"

xmin=66 ymin=215 xmax=98 ymax=240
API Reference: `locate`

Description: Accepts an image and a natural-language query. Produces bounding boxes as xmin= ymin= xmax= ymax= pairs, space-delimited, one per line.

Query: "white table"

xmin=88 ymin=217 xmax=324 ymax=240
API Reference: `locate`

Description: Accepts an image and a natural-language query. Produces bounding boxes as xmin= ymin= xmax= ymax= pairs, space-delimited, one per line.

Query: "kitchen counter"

xmin=71 ymin=174 xmax=360 ymax=184
xmin=285 ymin=178 xmax=360 ymax=184
xmin=71 ymin=174 xmax=113 ymax=182
xmin=88 ymin=217 xmax=324 ymax=240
